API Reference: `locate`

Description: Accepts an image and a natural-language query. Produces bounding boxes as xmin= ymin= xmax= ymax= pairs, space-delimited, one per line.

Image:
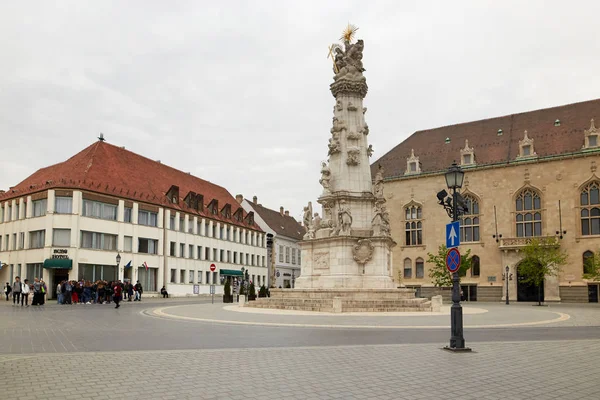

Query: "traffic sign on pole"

xmin=210 ymin=263 xmax=216 ymax=272
xmin=446 ymin=248 xmax=461 ymax=273
xmin=446 ymin=221 xmax=460 ymax=248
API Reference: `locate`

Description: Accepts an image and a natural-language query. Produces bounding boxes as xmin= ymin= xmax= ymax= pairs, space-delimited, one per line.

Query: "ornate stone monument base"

xmin=250 ymin=288 xmax=432 ymax=313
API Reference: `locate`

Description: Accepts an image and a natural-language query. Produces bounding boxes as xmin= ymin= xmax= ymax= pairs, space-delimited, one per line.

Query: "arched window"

xmin=415 ymin=258 xmax=424 ymax=278
xmin=471 ymin=255 xmax=480 ymax=277
xmin=515 ymin=189 xmax=542 ymax=237
xmin=404 ymin=205 xmax=423 ymax=246
xmin=403 ymin=258 xmax=412 ymax=278
xmin=583 ymin=251 xmax=595 ymax=275
xmin=581 ymin=181 xmax=600 ymax=236
xmin=460 ymin=195 xmax=480 ymax=242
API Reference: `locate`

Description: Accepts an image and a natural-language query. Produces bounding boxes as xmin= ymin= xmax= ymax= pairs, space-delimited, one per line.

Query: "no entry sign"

xmin=210 ymin=263 xmax=216 ymax=272
xmin=446 ymin=248 xmax=461 ymax=273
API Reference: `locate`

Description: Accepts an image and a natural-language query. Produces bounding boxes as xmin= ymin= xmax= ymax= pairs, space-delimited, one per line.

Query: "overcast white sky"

xmin=1 ymin=1 xmax=600 ymax=221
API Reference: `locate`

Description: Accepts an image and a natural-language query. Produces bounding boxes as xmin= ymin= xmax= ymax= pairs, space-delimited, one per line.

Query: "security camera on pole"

xmin=437 ymin=161 xmax=471 ymax=352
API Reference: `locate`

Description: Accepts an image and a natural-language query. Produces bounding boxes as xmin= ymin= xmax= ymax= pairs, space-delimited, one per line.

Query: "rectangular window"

xmin=213 ymin=248 xmax=217 ymax=261
xmin=220 ymin=249 xmax=224 ymax=262
xmin=212 ymin=224 xmax=217 ymax=238
xmin=124 ymin=207 xmax=132 ymax=223
xmin=251 ymin=254 xmax=255 ymax=266
xmin=19 ymin=232 xmax=24 ymax=249
xmin=285 ymin=247 xmax=290 ymax=263
xmin=234 ymin=252 xmax=238 ymax=264
xmin=12 ymin=233 xmax=17 ymax=250
xmin=205 ymin=247 xmax=210 ymax=260
xmin=180 ymin=243 xmax=185 ymax=258
xmin=170 ymin=215 xmax=175 ymax=230
xmin=463 ymin=154 xmax=471 ymax=164
xmin=15 ymin=204 xmax=20 ymax=219
xmin=589 ymin=135 xmax=598 ymax=147
xmin=206 ymin=271 xmax=210 ymax=284
xmin=416 ymin=259 xmax=425 ymax=278
xmin=79 ymin=264 xmax=117 ymax=282
xmin=279 ymin=245 xmax=284 ymax=262
xmin=53 ymin=229 xmax=70 ymax=247
xmin=29 ymin=230 xmax=45 ymax=249
xmin=226 ymin=227 xmax=231 ymax=241
xmin=180 ymin=270 xmax=186 ymax=283
xmin=82 ymin=200 xmax=117 ymax=220
xmin=227 ymin=251 xmax=231 ymax=263
xmin=522 ymin=145 xmax=531 ymax=156
xmin=170 ymin=269 xmax=176 ymax=283
xmin=32 ymin=199 xmax=47 ymax=217
xmin=179 ymin=217 xmax=185 ymax=232
xmin=189 ymin=270 xmax=194 ymax=283
xmin=4 ymin=234 xmax=9 ymax=251
xmin=81 ymin=231 xmax=117 ymax=250
xmin=197 ymin=246 xmax=202 ymax=260
xmin=292 ymin=249 xmax=296 ymax=264
xmin=138 ymin=210 xmax=158 ymax=227
xmin=220 ymin=226 xmax=224 ymax=239
xmin=197 ymin=271 xmax=202 ymax=283
xmin=212 ymin=272 xmax=217 ymax=284
xmin=138 ymin=238 xmax=158 ymax=254
xmin=124 ymin=236 xmax=133 ymax=252
xmin=26 ymin=263 xmax=43 ymax=282
xmin=170 ymin=242 xmax=176 ymax=256
xmin=0 ymin=205 xmax=4 ymax=223
xmin=197 ymin=220 xmax=202 ymax=235
xmin=137 ymin=266 xmax=157 ymax=292
xmin=189 ymin=244 xmax=194 ymax=259
xmin=7 ymin=205 xmax=12 ymax=221
xmin=55 ymin=197 xmax=73 ymax=214
xmin=0 ymin=236 xmax=2 ymax=251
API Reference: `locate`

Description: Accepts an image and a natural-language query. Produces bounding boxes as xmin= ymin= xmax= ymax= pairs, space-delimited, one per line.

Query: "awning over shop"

xmin=43 ymin=259 xmax=73 ymax=269
xmin=219 ymin=269 xmax=243 ymax=277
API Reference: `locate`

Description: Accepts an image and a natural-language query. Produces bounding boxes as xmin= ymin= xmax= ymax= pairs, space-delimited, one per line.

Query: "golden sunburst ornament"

xmin=340 ymin=23 xmax=359 ymax=43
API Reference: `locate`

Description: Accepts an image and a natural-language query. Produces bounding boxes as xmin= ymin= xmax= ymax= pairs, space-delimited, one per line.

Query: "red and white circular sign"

xmin=210 ymin=263 xmax=216 ymax=272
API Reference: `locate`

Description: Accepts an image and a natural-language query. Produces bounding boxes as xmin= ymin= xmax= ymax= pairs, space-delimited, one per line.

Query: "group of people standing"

xmin=3 ymin=276 xmax=48 ymax=306
xmin=57 ymin=279 xmax=143 ymax=308
xmin=4 ymin=278 xmax=144 ymax=309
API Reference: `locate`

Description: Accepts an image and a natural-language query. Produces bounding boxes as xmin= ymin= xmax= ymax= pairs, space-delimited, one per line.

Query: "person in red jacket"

xmin=113 ymin=280 xmax=123 ymax=309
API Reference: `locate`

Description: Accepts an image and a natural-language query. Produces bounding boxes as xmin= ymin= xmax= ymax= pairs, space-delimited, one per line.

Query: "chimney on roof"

xmin=285 ymin=210 xmax=289 ymax=216
xmin=280 ymin=206 xmax=284 ymax=216
xmin=253 ymin=196 xmax=257 ymax=204
xmin=98 ymin=133 xmax=105 ymax=142
xmin=156 ymin=160 xmax=161 ymax=163
xmin=235 ymin=194 xmax=243 ymax=204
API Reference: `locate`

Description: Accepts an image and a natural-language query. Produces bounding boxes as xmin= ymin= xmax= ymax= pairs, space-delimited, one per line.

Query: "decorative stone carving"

xmin=331 ymin=117 xmax=346 ymax=135
xmin=321 ymin=200 xmax=335 ymax=229
xmin=360 ymin=124 xmax=369 ymax=136
xmin=303 ymin=202 xmax=313 ymax=230
xmin=362 ymin=107 xmax=367 ymax=115
xmin=314 ymin=251 xmax=330 ymax=270
xmin=460 ymin=139 xmax=475 ymax=165
xmin=337 ymin=200 xmax=353 ymax=236
xmin=373 ymin=165 xmax=384 ymax=198
xmin=347 ymin=131 xmax=361 ymax=140
xmin=524 ymin=168 xmax=530 ymax=184
xmin=405 ymin=149 xmax=421 ymax=175
xmin=367 ymin=144 xmax=373 ymax=157
xmin=352 ymin=239 xmax=374 ymax=265
xmin=313 ymin=213 xmax=322 ymax=230
xmin=592 ymin=160 xmax=597 ymax=173
xmin=347 ymin=102 xmax=358 ymax=111
xmin=336 ymin=99 xmax=343 ymax=111
xmin=319 ymin=162 xmax=331 ymax=193
xmin=347 ymin=147 xmax=360 ymax=165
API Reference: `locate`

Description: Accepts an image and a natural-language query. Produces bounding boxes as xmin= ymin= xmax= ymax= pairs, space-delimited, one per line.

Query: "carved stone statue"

xmin=313 ymin=213 xmax=322 ymax=230
xmin=373 ymin=165 xmax=384 ymax=198
xmin=347 ymin=147 xmax=360 ymax=166
xmin=347 ymin=102 xmax=357 ymax=111
xmin=337 ymin=200 xmax=353 ymax=236
xmin=303 ymin=202 xmax=313 ymax=230
xmin=331 ymin=117 xmax=346 ymax=134
xmin=336 ymin=99 xmax=343 ymax=111
xmin=333 ymin=39 xmax=366 ymax=82
xmin=322 ymin=201 xmax=334 ymax=229
xmin=367 ymin=144 xmax=373 ymax=157
xmin=372 ymin=201 xmax=390 ymax=237
xmin=319 ymin=162 xmax=331 ymax=193
xmin=328 ymin=138 xmax=341 ymax=155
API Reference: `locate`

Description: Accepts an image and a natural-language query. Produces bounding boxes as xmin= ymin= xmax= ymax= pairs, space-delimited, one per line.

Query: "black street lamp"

xmin=503 ymin=266 xmax=513 ymax=305
xmin=116 ymin=253 xmax=121 ymax=280
xmin=292 ymin=270 xmax=296 ymax=288
xmin=437 ymin=162 xmax=471 ymax=352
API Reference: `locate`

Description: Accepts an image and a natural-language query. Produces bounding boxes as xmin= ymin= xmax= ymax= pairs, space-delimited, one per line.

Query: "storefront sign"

xmin=51 ymin=249 xmax=70 ymax=260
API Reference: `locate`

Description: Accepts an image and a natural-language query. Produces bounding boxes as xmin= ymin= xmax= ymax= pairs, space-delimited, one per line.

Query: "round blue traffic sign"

xmin=446 ymin=248 xmax=461 ymax=273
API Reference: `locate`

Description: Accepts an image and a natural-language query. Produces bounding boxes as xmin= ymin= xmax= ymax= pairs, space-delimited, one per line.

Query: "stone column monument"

xmin=250 ymin=26 xmax=431 ymax=312
xmin=294 ymin=27 xmax=396 ymax=290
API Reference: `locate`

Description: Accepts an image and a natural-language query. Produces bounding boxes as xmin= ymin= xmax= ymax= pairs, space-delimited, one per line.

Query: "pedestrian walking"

xmin=31 ymin=278 xmax=42 ymax=306
xmin=21 ymin=279 xmax=30 ymax=307
xmin=57 ymin=281 xmax=64 ymax=305
xmin=113 ymin=281 xmax=122 ymax=309
xmin=134 ymin=281 xmax=143 ymax=301
xmin=12 ymin=276 xmax=22 ymax=306
xmin=4 ymin=282 xmax=11 ymax=301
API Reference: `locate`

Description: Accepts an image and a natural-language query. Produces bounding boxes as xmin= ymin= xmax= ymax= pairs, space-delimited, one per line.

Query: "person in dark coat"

xmin=4 ymin=282 xmax=11 ymax=301
xmin=113 ymin=281 xmax=122 ymax=309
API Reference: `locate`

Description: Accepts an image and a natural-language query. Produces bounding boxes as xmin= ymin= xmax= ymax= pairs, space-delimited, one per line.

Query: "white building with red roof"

xmin=0 ymin=137 xmax=267 ymax=297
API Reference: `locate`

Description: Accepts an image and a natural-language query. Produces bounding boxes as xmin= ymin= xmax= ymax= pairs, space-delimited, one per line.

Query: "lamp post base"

xmin=442 ymin=346 xmax=472 ymax=352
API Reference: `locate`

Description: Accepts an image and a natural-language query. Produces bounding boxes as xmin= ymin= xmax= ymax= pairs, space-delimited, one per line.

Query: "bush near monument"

xmin=518 ymin=237 xmax=567 ymax=306
xmin=223 ymin=279 xmax=233 ymax=303
xmin=258 ymin=285 xmax=268 ymax=298
xmin=427 ymin=244 xmax=472 ymax=287
xmin=248 ymin=282 xmax=257 ymax=301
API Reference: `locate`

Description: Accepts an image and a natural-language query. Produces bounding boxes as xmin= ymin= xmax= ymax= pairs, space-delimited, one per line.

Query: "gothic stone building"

xmin=372 ymin=98 xmax=600 ymax=303
xmin=0 ymin=139 xmax=267 ymax=298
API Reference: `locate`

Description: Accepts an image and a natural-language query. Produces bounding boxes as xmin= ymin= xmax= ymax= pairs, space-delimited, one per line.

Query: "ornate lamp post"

xmin=503 ymin=266 xmax=513 ymax=305
xmin=116 ymin=253 xmax=121 ymax=280
xmin=437 ymin=162 xmax=470 ymax=352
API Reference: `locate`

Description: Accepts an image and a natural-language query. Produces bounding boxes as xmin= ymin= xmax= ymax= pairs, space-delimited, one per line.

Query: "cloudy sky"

xmin=1 ymin=1 xmax=599 ymax=221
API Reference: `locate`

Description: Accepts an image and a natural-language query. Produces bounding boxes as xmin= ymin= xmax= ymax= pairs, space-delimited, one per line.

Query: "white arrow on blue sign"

xmin=446 ymin=221 xmax=460 ymax=248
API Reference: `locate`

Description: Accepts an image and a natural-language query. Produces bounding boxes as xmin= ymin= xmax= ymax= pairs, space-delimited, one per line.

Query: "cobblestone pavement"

xmin=1 ymin=340 xmax=598 ymax=399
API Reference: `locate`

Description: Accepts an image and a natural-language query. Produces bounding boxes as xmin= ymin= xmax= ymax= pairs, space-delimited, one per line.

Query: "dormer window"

xmin=460 ymin=139 xmax=475 ymax=166
xmin=405 ymin=149 xmax=421 ymax=175
xmin=584 ymin=119 xmax=599 ymax=149
xmin=517 ymin=130 xmax=537 ymax=159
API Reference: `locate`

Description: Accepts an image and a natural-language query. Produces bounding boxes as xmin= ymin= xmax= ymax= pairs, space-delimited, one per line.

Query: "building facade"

xmin=239 ymin=196 xmax=304 ymax=288
xmin=372 ymin=99 xmax=600 ymax=303
xmin=0 ymin=139 xmax=268 ymax=297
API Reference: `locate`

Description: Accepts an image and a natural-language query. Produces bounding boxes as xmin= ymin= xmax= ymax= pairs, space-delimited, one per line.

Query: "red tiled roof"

xmin=248 ymin=202 xmax=305 ymax=240
xmin=371 ymin=98 xmax=600 ymax=179
xmin=0 ymin=141 xmax=262 ymax=231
